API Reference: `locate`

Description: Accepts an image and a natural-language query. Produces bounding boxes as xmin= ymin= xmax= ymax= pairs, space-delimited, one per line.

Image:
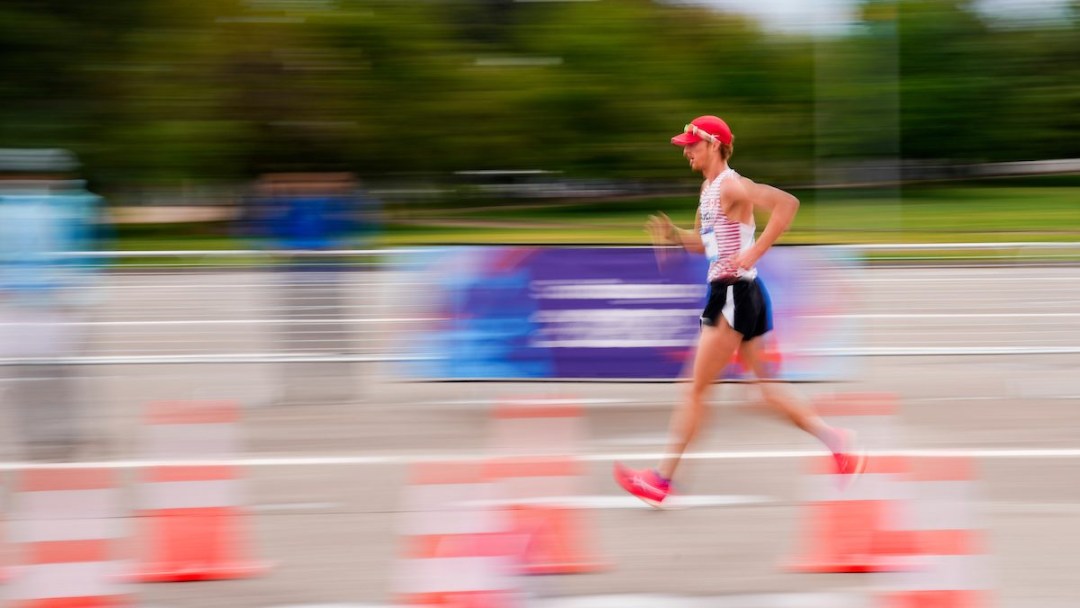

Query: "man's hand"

xmin=646 ymin=212 xmax=679 ymax=270
xmin=646 ymin=212 xmax=677 ymax=246
xmin=727 ymin=247 xmax=762 ymax=273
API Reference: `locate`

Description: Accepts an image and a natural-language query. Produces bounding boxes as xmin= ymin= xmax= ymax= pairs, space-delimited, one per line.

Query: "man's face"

xmin=682 ymin=140 xmax=711 ymax=172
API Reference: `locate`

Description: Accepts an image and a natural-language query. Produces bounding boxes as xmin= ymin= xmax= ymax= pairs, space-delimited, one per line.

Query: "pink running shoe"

xmin=833 ymin=429 xmax=869 ymax=480
xmin=614 ymin=463 xmax=671 ymax=508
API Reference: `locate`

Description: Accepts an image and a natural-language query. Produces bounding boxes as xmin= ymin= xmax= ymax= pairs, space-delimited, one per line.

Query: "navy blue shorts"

xmin=700 ymin=277 xmax=773 ymax=341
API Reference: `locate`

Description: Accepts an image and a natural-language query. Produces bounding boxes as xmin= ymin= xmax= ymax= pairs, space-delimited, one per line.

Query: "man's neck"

xmin=702 ymin=161 xmax=729 ymax=183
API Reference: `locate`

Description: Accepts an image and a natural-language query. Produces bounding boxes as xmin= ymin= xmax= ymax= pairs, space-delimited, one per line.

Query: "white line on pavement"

xmin=251 ymin=502 xmax=342 ymax=512
xmin=836 ymin=275 xmax=1080 ymax=283
xmin=265 ymin=593 xmax=868 ymax=608
xmin=407 ymin=394 xmax=1078 ymax=410
xmin=269 ymin=605 xmax=385 ymax=608
xmin=532 ymin=594 xmax=867 ymax=608
xmin=5 ymin=447 xmax=1080 ymax=470
xmin=987 ymin=502 xmax=1080 ymax=515
xmin=906 ymin=395 xmax=1080 ymax=402
xmin=466 ymin=494 xmax=770 ymax=510
xmin=415 ymin=397 xmax=639 ymax=408
xmin=805 ymin=346 xmax=1080 ymax=355
xmin=16 ymin=318 xmax=435 ymax=326
xmin=805 ymin=312 xmax=1080 ymax=319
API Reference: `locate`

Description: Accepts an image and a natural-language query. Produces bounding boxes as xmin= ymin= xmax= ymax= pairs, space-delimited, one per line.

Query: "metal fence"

xmin=1 ymin=242 xmax=1077 ymax=368
xmin=0 ymin=250 xmax=423 ymax=366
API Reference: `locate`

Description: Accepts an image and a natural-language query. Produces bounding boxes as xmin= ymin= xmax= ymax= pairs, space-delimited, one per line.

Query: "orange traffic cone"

xmin=814 ymin=393 xmax=902 ymax=450
xmin=490 ymin=398 xmax=584 ymax=457
xmin=487 ymin=398 xmax=606 ymax=575
xmin=6 ymin=468 xmax=131 ymax=607
xmin=787 ymin=392 xmax=911 ymax=573
xmin=876 ymin=457 xmax=993 ymax=608
xmin=130 ymin=401 xmax=269 ymax=582
xmin=132 ymin=465 xmax=268 ymax=582
xmin=395 ymin=461 xmax=526 ymax=607
xmin=787 ymin=455 xmax=912 ymax=573
xmin=486 ymin=456 xmax=606 ymax=575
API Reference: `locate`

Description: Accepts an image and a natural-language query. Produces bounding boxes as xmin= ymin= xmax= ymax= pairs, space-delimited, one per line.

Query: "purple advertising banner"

xmin=399 ymin=246 xmax=857 ymax=380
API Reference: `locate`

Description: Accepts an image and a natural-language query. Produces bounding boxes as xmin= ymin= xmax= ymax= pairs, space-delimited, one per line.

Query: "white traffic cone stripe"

xmin=396 ymin=556 xmax=516 ymax=594
xmin=491 ymin=401 xmax=584 ymax=457
xmin=10 ymin=518 xmax=124 ymax=543
xmin=144 ymin=423 xmax=239 ymax=459
xmin=487 ymin=457 xmax=583 ymax=501
xmin=803 ymin=473 xmax=907 ymax=502
xmin=400 ymin=508 xmax=511 ymax=538
xmin=884 ymin=554 xmax=993 ymax=591
xmin=907 ymin=481 xmax=979 ymax=530
xmin=400 ymin=483 xmax=508 ymax=536
xmin=142 ymin=479 xmax=240 ymax=510
xmin=12 ymin=488 xmax=120 ymax=520
xmin=6 ymin=561 xmax=128 ymax=600
xmin=815 ymin=393 xmax=902 ymax=452
xmin=492 ymin=418 xmax=582 ymax=456
xmin=823 ymin=416 xmax=898 ymax=451
xmin=498 ymin=475 xmax=580 ymax=502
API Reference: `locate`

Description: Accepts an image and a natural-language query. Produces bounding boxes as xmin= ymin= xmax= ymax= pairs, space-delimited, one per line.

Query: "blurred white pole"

xmin=814 ymin=0 xmax=901 ymax=228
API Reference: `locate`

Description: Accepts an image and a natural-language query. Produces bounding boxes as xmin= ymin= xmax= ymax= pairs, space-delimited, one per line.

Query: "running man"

xmin=614 ymin=115 xmax=866 ymax=507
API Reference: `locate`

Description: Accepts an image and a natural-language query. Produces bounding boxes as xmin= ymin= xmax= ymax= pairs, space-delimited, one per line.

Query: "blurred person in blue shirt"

xmin=246 ymin=172 xmax=376 ymax=405
xmin=0 ymin=149 xmax=106 ymax=460
xmin=250 ymin=172 xmax=356 ymax=250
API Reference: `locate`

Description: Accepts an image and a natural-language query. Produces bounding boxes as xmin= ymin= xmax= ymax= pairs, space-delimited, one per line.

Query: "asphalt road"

xmin=0 ymin=263 xmax=1077 ymax=607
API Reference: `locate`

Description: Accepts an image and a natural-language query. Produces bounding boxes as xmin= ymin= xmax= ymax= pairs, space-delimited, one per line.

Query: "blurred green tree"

xmin=0 ymin=0 xmax=1074 ymax=187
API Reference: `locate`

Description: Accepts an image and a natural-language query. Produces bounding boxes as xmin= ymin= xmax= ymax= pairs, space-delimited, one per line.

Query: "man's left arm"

xmin=729 ymin=181 xmax=799 ymax=271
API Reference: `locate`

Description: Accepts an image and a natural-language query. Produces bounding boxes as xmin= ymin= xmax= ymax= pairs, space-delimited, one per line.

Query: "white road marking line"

xmin=417 ymin=397 xmax=639 ymax=407
xmin=102 ymin=282 xmax=431 ymax=289
xmin=805 ymin=346 xmax=1080 ymax=355
xmin=805 ymin=313 xmax=1080 ymax=319
xmin=252 ymin=502 xmax=342 ymax=512
xmin=532 ymin=594 xmax=867 ymax=608
xmin=829 ymin=275 xmax=1080 ymax=283
xmin=617 ymin=448 xmax=1080 ymax=461
xmin=5 ymin=447 xmax=1080 ymax=470
xmin=466 ymin=494 xmax=770 ymax=510
xmin=987 ymin=502 xmax=1080 ymax=515
xmin=0 ymin=353 xmax=433 ymax=365
xmin=906 ymin=395 xmax=1080 ymax=402
xmin=907 ymin=396 xmax=1000 ymax=402
xmin=410 ymin=395 xmax=1079 ymax=410
xmin=14 ymin=318 xmax=436 ymax=326
xmin=266 ymin=594 xmax=868 ymax=608
xmin=269 ymin=605 xmax=386 ymax=608
xmin=592 ymin=433 xmax=671 ymax=446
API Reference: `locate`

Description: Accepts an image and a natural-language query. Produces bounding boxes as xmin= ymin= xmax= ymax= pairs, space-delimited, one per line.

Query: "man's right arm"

xmin=670 ymin=209 xmax=704 ymax=254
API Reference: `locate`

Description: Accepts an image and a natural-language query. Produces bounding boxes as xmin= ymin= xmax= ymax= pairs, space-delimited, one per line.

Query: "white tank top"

xmin=698 ymin=168 xmax=757 ymax=282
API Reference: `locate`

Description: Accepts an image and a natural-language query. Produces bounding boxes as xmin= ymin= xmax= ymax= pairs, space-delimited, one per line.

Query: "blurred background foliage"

xmin=1 ymin=0 xmax=1077 ymax=192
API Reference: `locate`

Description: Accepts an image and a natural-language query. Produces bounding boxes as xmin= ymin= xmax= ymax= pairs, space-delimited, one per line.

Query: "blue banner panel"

xmin=398 ymin=246 xmax=857 ymax=381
